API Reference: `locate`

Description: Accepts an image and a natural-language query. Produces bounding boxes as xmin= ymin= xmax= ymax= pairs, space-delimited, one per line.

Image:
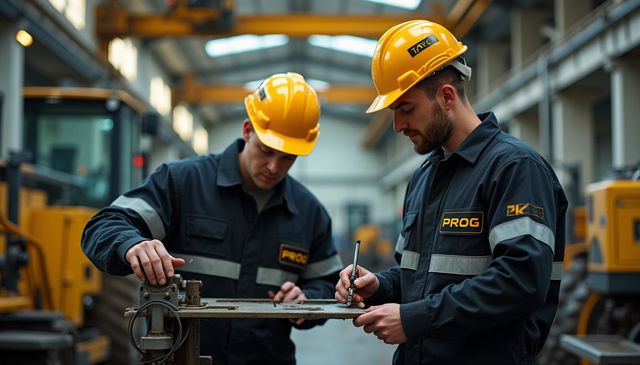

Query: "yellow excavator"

xmin=0 ymin=87 xmax=156 ymax=364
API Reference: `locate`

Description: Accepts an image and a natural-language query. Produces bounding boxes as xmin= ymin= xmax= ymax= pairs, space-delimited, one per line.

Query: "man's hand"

xmin=334 ymin=264 xmax=379 ymax=308
xmin=268 ymin=281 xmax=308 ymax=326
xmin=353 ymin=304 xmax=407 ymax=344
xmin=125 ymin=239 xmax=185 ymax=285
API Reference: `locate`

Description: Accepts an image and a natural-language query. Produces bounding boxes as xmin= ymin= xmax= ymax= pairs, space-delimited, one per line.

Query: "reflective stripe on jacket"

xmin=371 ymin=113 xmax=567 ymax=365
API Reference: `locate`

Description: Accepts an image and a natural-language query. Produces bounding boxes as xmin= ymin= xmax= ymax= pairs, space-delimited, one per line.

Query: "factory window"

xmin=29 ymin=111 xmax=112 ymax=207
xmin=108 ymin=38 xmax=138 ymax=81
xmin=308 ymin=35 xmax=376 ymax=57
xmin=48 ymin=0 xmax=86 ymax=29
xmin=364 ymin=0 xmax=420 ymax=10
xmin=150 ymin=77 xmax=172 ymax=116
xmin=205 ymin=34 xmax=289 ymax=57
xmin=173 ymin=105 xmax=193 ymax=142
xmin=193 ymin=126 xmax=209 ymax=155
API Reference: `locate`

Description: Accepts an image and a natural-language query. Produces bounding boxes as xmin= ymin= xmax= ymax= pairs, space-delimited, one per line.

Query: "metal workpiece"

xmin=126 ymin=298 xmax=365 ymax=320
xmin=126 ymin=276 xmax=362 ymax=364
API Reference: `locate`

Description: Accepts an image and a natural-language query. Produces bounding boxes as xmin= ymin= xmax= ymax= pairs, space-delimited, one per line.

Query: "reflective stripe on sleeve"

xmin=301 ymin=254 xmax=343 ymax=279
xmin=428 ymin=254 xmax=492 ymax=275
xmin=256 ymin=267 xmax=299 ymax=287
xmin=428 ymin=254 xmax=564 ymax=281
xmin=489 ymin=217 xmax=555 ymax=254
xmin=551 ymin=261 xmax=564 ymax=281
xmin=174 ymin=253 xmax=240 ymax=280
xmin=395 ymin=234 xmax=405 ymax=255
xmin=112 ymin=195 xmax=166 ymax=240
xmin=400 ymin=250 xmax=420 ymax=270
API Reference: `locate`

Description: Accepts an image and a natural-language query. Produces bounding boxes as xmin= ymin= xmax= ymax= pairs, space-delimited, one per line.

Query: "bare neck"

xmin=442 ymin=104 xmax=482 ymax=153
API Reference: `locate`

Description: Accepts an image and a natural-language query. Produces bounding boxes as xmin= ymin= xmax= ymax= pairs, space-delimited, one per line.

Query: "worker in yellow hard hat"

xmin=335 ymin=20 xmax=567 ymax=364
xmin=83 ymin=72 xmax=342 ymax=364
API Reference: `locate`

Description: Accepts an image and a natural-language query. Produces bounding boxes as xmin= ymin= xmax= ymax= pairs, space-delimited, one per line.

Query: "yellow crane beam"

xmin=174 ymin=81 xmax=377 ymax=105
xmin=96 ymin=1 xmax=449 ymax=39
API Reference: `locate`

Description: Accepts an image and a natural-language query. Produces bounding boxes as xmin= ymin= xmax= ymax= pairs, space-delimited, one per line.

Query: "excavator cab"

xmin=22 ymin=87 xmax=148 ymax=207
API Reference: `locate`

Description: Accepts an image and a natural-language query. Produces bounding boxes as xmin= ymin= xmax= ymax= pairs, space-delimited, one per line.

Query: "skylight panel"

xmin=308 ymin=35 xmax=377 ymax=57
xmin=205 ymin=34 xmax=289 ymax=57
xmin=244 ymin=78 xmax=330 ymax=92
xmin=363 ymin=0 xmax=420 ymax=10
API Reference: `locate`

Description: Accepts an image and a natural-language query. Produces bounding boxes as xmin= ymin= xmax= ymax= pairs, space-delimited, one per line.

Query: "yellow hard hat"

xmin=367 ymin=20 xmax=471 ymax=113
xmin=244 ymin=72 xmax=320 ymax=156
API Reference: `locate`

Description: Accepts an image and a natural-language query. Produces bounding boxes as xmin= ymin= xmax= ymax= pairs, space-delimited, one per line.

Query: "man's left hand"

xmin=353 ymin=303 xmax=407 ymax=344
xmin=268 ymin=281 xmax=308 ymax=326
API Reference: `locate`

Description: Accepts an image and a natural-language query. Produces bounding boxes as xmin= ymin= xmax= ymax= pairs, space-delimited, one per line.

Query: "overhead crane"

xmin=96 ymin=0 xmax=490 ymax=40
xmin=173 ymin=74 xmax=379 ymax=105
xmin=95 ymin=0 xmax=492 ymax=106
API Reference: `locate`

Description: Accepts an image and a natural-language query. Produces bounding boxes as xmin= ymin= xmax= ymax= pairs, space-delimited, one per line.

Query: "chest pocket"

xmin=185 ymin=214 xmax=230 ymax=257
xmin=400 ymin=212 xmax=418 ymax=250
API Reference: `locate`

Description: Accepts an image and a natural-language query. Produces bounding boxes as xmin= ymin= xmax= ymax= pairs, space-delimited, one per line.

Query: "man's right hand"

xmin=125 ymin=239 xmax=185 ymax=285
xmin=335 ymin=264 xmax=379 ymax=308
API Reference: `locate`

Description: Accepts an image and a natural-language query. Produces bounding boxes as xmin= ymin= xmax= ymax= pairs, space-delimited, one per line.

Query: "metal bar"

xmin=125 ymin=299 xmax=364 ymax=320
xmin=447 ymin=0 xmax=475 ymax=27
xmin=560 ymin=334 xmax=640 ymax=364
xmin=452 ymin=0 xmax=492 ymax=38
xmin=174 ymin=84 xmax=377 ymax=104
xmin=97 ymin=12 xmax=449 ymax=38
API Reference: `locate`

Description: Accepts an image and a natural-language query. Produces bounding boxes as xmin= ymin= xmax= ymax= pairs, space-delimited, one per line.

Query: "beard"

xmin=407 ymin=102 xmax=454 ymax=155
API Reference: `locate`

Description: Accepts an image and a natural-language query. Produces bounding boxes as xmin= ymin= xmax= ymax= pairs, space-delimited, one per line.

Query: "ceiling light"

xmin=16 ymin=30 xmax=33 ymax=47
xmin=363 ymin=0 xmax=420 ymax=10
xmin=308 ymin=35 xmax=377 ymax=57
xmin=205 ymin=34 xmax=289 ymax=57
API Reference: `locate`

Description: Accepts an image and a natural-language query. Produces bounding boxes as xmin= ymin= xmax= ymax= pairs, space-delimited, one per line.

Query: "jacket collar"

xmin=216 ymin=139 xmax=298 ymax=214
xmin=424 ymin=112 xmax=500 ymax=168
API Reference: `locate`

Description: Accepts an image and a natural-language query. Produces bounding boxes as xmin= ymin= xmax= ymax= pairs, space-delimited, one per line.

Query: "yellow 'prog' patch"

xmin=279 ymin=244 xmax=309 ymax=268
xmin=506 ymin=203 xmax=544 ymax=219
xmin=439 ymin=211 xmax=484 ymax=234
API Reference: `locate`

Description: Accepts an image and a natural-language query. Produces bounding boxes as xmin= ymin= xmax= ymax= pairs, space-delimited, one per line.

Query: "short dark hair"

xmin=415 ymin=66 xmax=466 ymax=100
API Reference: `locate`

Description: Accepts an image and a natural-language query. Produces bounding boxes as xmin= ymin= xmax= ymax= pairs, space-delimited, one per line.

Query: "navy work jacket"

xmin=369 ymin=113 xmax=567 ymax=364
xmin=82 ymin=139 xmax=342 ymax=365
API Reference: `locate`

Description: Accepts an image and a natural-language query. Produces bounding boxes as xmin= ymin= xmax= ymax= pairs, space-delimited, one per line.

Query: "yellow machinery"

xmin=585 ymin=180 xmax=640 ymax=293
xmin=0 ymin=171 xmax=109 ymax=364
xmin=540 ymin=174 xmax=640 ymax=365
xmin=0 ymin=87 xmax=155 ymax=364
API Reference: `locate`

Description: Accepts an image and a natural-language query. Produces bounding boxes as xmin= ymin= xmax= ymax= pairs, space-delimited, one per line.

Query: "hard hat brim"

xmin=252 ymin=123 xmax=318 ymax=156
xmin=366 ymin=88 xmax=405 ymax=114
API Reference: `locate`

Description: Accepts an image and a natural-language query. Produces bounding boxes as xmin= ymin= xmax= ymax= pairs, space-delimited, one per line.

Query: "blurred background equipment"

xmin=538 ymin=164 xmax=640 ymax=365
xmin=0 ymin=87 xmax=157 ymax=364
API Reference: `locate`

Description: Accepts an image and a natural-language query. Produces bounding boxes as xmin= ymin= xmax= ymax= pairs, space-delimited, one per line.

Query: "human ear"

xmin=242 ymin=120 xmax=252 ymax=142
xmin=437 ymin=84 xmax=456 ymax=110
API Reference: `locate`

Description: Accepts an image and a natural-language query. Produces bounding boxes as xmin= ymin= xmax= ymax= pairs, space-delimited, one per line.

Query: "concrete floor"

xmin=292 ymin=318 xmax=396 ymax=365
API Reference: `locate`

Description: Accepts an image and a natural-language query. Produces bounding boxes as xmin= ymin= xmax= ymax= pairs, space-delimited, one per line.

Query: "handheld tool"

xmin=346 ymin=240 xmax=361 ymax=307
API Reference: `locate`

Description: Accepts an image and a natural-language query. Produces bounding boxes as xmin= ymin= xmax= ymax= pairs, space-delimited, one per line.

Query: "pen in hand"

xmin=346 ymin=240 xmax=361 ymax=307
